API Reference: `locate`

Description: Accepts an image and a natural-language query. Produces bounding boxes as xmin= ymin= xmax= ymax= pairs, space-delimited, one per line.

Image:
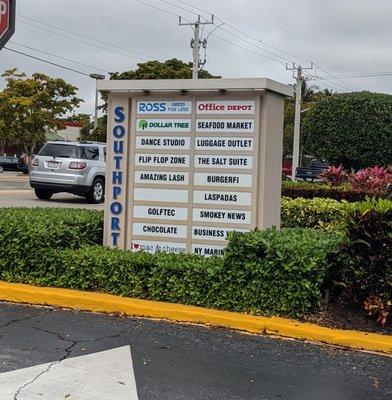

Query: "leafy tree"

xmin=79 ymin=115 xmax=107 ymax=143
xmin=0 ymin=69 xmax=82 ymax=162
xmin=94 ymin=58 xmax=219 ymax=141
xmin=302 ymin=92 xmax=392 ymax=169
xmin=109 ymin=58 xmax=219 ymax=81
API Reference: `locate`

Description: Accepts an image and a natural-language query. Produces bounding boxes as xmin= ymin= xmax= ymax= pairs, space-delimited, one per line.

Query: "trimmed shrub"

xmin=0 ymin=221 xmax=342 ymax=318
xmin=282 ymin=181 xmax=371 ymax=202
xmin=0 ymin=208 xmax=103 ymax=278
xmin=335 ymin=199 xmax=392 ymax=325
xmin=281 ymin=197 xmax=350 ymax=231
xmin=220 ymin=229 xmax=342 ymax=317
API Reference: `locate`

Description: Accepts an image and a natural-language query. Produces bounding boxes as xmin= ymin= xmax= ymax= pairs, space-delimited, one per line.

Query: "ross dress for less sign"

xmin=103 ymin=81 xmax=288 ymax=257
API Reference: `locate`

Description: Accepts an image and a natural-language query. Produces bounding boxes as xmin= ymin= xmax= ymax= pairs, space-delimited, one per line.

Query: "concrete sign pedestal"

xmin=99 ymin=78 xmax=293 ymax=255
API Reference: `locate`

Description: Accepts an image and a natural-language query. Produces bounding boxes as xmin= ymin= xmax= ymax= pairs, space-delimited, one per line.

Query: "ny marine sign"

xmin=99 ymin=78 xmax=293 ymax=256
xmin=0 ymin=0 xmax=15 ymax=50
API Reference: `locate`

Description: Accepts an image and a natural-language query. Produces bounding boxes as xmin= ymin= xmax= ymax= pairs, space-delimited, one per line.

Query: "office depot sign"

xmin=101 ymin=78 xmax=292 ymax=255
xmin=197 ymin=100 xmax=255 ymax=114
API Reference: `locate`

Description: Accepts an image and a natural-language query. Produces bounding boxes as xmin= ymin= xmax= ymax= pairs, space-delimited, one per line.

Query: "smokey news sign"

xmin=0 ymin=0 xmax=15 ymax=50
xmin=102 ymin=79 xmax=289 ymax=257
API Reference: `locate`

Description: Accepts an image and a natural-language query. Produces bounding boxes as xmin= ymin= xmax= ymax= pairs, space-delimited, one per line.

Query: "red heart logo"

xmin=132 ymin=243 xmax=140 ymax=250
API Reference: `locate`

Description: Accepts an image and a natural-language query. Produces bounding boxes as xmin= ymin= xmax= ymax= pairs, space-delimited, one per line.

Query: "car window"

xmin=81 ymin=146 xmax=100 ymax=160
xmin=38 ymin=144 xmax=80 ymax=158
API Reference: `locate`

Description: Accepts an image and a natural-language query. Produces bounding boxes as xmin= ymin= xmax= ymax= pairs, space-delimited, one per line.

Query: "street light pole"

xmin=89 ymin=74 xmax=105 ymax=130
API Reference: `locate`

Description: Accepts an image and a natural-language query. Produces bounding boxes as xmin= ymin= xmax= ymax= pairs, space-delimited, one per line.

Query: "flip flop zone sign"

xmin=0 ymin=0 xmax=15 ymax=50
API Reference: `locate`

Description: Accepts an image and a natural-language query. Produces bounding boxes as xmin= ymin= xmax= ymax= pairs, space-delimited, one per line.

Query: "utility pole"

xmin=286 ymin=63 xmax=313 ymax=180
xmin=89 ymin=73 xmax=105 ymax=130
xmin=179 ymin=15 xmax=214 ymax=79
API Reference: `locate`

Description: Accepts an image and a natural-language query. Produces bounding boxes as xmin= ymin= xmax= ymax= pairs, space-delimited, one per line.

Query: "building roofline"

xmin=97 ymin=78 xmax=293 ymax=97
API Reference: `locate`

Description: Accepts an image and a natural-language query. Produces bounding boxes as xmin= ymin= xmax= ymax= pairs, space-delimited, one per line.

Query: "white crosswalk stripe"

xmin=0 ymin=346 xmax=138 ymax=399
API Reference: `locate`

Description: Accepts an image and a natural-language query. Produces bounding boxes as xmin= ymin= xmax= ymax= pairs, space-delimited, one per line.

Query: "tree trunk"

xmin=24 ymin=144 xmax=36 ymax=172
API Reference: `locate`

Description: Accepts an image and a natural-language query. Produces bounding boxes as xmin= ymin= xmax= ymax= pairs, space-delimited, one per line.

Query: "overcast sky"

xmin=1 ymin=0 xmax=391 ymax=116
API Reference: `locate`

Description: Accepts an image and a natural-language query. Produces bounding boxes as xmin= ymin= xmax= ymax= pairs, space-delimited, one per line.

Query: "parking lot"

xmin=0 ymin=172 xmax=104 ymax=210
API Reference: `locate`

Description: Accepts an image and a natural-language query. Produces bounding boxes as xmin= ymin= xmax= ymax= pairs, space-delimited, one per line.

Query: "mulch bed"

xmin=303 ymin=301 xmax=391 ymax=335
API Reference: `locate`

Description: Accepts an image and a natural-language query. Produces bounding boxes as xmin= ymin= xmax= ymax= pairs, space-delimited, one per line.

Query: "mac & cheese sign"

xmin=103 ymin=79 xmax=291 ymax=256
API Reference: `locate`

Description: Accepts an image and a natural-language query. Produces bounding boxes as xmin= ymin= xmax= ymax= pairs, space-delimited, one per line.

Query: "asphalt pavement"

xmin=0 ymin=172 xmax=104 ymax=209
xmin=0 ymin=302 xmax=391 ymax=399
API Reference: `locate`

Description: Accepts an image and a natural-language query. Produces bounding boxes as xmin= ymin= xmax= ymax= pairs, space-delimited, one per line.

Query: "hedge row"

xmin=0 ymin=208 xmax=103 ymax=273
xmin=0 ymin=224 xmax=341 ymax=318
xmin=281 ymin=197 xmax=350 ymax=232
xmin=282 ymin=181 xmax=374 ymax=202
xmin=0 ymin=201 xmax=390 ymax=321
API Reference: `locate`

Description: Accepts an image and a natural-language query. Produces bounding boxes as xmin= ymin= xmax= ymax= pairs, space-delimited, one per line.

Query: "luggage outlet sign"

xmin=101 ymin=78 xmax=293 ymax=256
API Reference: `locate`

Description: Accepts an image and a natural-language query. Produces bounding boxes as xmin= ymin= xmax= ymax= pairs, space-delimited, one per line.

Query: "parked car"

xmin=0 ymin=155 xmax=30 ymax=174
xmin=0 ymin=156 xmax=25 ymax=173
xmin=29 ymin=141 xmax=106 ymax=203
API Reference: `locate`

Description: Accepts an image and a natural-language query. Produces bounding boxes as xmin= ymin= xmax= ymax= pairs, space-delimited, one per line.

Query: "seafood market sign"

xmin=100 ymin=78 xmax=292 ymax=256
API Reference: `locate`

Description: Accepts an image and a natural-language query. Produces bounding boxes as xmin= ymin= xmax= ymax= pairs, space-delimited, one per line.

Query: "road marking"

xmin=0 ymin=346 xmax=138 ymax=399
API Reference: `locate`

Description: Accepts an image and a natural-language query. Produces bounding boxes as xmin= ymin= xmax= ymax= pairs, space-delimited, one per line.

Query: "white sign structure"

xmin=101 ymin=78 xmax=292 ymax=256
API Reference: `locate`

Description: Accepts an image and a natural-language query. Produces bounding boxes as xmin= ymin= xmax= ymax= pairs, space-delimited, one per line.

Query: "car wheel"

xmin=34 ymin=189 xmax=53 ymax=200
xmin=0 ymin=166 xmax=4 ymax=173
xmin=86 ymin=178 xmax=105 ymax=204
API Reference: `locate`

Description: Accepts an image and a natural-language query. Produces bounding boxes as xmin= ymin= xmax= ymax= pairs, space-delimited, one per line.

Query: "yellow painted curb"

xmin=0 ymin=281 xmax=391 ymax=354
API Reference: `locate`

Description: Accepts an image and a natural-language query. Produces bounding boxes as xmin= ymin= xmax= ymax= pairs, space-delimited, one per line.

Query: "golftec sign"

xmin=0 ymin=0 xmax=15 ymax=50
xmin=102 ymin=78 xmax=290 ymax=256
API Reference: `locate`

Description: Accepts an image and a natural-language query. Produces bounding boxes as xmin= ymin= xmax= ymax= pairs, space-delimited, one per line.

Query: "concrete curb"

xmin=0 ymin=281 xmax=391 ymax=354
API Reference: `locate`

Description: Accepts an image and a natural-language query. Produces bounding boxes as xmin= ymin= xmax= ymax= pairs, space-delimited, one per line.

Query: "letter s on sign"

xmin=114 ymin=106 xmax=125 ymax=123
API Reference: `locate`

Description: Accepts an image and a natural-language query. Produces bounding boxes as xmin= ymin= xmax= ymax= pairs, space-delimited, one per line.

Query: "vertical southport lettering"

xmin=110 ymin=106 xmax=125 ymax=246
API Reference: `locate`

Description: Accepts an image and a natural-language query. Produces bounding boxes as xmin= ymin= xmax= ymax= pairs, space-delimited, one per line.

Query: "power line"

xmin=173 ymin=0 xmax=213 ymax=17
xmin=320 ymin=72 xmax=392 ymax=79
xmin=157 ymin=0 xmax=208 ymax=20
xmin=3 ymin=47 xmax=91 ymax=77
xmin=170 ymin=1 xmax=359 ymax=91
xmin=9 ymin=41 xmax=110 ymax=74
xmin=206 ymin=29 xmax=287 ymax=64
xmin=211 ymin=25 xmax=292 ymax=64
xmin=173 ymin=0 xmax=310 ymax=63
xmin=303 ymin=71 xmax=353 ymax=92
xmin=17 ymin=14 xmax=157 ymax=60
xmin=134 ymin=0 xmax=191 ymax=21
xmin=18 ymin=20 xmax=150 ymax=62
xmin=314 ymin=65 xmax=359 ymax=91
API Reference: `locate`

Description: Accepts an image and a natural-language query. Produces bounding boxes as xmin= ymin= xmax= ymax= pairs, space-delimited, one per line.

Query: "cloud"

xmin=1 ymin=0 xmax=391 ymax=114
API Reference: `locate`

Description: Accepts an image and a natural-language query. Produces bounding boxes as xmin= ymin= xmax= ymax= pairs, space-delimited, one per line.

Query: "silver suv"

xmin=30 ymin=141 xmax=106 ymax=203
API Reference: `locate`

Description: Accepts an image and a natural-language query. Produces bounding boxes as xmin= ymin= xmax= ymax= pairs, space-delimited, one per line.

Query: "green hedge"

xmin=281 ymin=197 xmax=350 ymax=232
xmin=282 ymin=181 xmax=374 ymax=202
xmin=0 ymin=217 xmax=342 ymax=317
xmin=0 ymin=208 xmax=103 ymax=278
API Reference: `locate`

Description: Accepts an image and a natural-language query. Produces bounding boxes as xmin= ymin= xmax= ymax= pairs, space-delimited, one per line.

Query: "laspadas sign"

xmin=0 ymin=0 xmax=15 ymax=50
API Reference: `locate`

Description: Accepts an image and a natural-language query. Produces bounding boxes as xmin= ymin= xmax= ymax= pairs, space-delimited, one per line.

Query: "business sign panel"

xmin=132 ymin=240 xmax=187 ymax=254
xmin=195 ymin=137 xmax=253 ymax=150
xmin=104 ymin=84 xmax=287 ymax=255
xmin=136 ymin=119 xmax=191 ymax=132
xmin=196 ymin=119 xmax=254 ymax=133
xmin=136 ymin=136 xmax=191 ymax=150
xmin=137 ymin=100 xmax=191 ymax=114
xmin=134 ymin=171 xmax=189 ymax=185
xmin=197 ymin=100 xmax=255 ymax=114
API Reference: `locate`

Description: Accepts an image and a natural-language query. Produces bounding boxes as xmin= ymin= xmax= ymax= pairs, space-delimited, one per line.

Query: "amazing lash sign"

xmin=103 ymin=79 xmax=289 ymax=256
